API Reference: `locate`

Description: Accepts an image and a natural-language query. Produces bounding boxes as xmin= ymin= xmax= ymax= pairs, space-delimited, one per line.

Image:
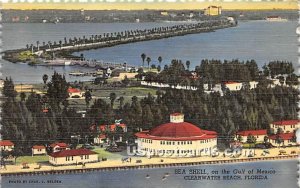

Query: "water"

xmin=1 ymin=160 xmax=298 ymax=188
xmin=1 ymin=21 xmax=297 ymax=84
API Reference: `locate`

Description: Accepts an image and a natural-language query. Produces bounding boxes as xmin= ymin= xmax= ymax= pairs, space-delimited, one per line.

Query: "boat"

xmin=266 ymin=16 xmax=288 ymax=22
xmin=146 ymin=174 xmax=150 ymax=179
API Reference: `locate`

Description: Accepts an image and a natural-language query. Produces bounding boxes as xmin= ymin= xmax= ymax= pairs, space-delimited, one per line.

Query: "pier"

xmin=2 ymin=19 xmax=237 ymax=64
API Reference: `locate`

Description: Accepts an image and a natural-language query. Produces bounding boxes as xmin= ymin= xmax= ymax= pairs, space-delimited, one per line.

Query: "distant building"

xmin=91 ymin=121 xmax=127 ymax=145
xmin=160 ymin=11 xmax=169 ymax=16
xmin=68 ymin=88 xmax=84 ymax=98
xmin=270 ymin=120 xmax=300 ymax=134
xmin=204 ymin=6 xmax=222 ymax=16
xmin=236 ymin=130 xmax=267 ymax=143
xmin=32 ymin=145 xmax=46 ymax=156
xmin=224 ymin=81 xmax=243 ymax=91
xmin=268 ymin=133 xmax=297 ymax=147
xmin=0 ymin=140 xmax=14 ymax=151
xmin=50 ymin=142 xmax=69 ymax=153
xmin=49 ymin=149 xmax=98 ymax=166
xmin=135 ymin=113 xmax=218 ymax=157
xmin=94 ymin=134 xmax=107 ymax=145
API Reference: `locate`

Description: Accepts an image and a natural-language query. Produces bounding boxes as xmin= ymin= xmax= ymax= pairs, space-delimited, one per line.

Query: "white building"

xmin=268 ymin=133 xmax=297 ymax=147
xmin=224 ymin=81 xmax=243 ymax=91
xmin=270 ymin=120 xmax=300 ymax=133
xmin=135 ymin=113 xmax=218 ymax=157
xmin=0 ymin=140 xmax=14 ymax=151
xmin=50 ymin=142 xmax=69 ymax=153
xmin=32 ymin=145 xmax=46 ymax=156
xmin=236 ymin=129 xmax=267 ymax=143
xmin=49 ymin=149 xmax=98 ymax=166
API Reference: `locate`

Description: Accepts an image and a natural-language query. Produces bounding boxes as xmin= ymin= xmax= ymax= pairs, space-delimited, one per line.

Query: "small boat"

xmin=164 ymin=173 xmax=169 ymax=177
xmin=162 ymin=176 xmax=166 ymax=181
xmin=146 ymin=174 xmax=150 ymax=179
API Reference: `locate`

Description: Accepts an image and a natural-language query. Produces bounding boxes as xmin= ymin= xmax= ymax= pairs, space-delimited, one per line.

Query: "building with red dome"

xmin=135 ymin=113 xmax=217 ymax=157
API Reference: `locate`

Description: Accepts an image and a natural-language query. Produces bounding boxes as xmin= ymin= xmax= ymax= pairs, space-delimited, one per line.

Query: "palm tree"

xmin=118 ymin=96 xmax=124 ymax=109
xmin=141 ymin=53 xmax=146 ymax=67
xmin=186 ymin=60 xmax=191 ymax=70
xmin=146 ymin=57 xmax=151 ymax=70
xmin=42 ymin=74 xmax=48 ymax=85
xmin=36 ymin=41 xmax=40 ymax=51
xmin=158 ymin=56 xmax=162 ymax=66
xmin=109 ymin=92 xmax=117 ymax=108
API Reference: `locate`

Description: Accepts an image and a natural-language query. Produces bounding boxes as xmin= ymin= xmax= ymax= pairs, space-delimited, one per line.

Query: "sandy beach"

xmin=1 ymin=147 xmax=298 ymax=175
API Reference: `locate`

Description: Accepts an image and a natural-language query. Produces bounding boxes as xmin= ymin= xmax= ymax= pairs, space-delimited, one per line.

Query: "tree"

xmin=237 ymin=135 xmax=243 ymax=142
xmin=3 ymin=77 xmax=17 ymax=99
xmin=118 ymin=96 xmax=124 ymax=109
xmin=146 ymin=57 xmax=151 ymax=70
xmin=121 ymin=75 xmax=130 ymax=86
xmin=158 ymin=56 xmax=162 ymax=66
xmin=247 ymin=134 xmax=256 ymax=144
xmin=186 ymin=60 xmax=191 ymax=70
xmin=141 ymin=53 xmax=146 ymax=67
xmin=85 ymin=91 xmax=92 ymax=107
xmin=20 ymin=92 xmax=26 ymax=102
xmin=109 ymin=93 xmax=117 ymax=108
xmin=43 ymin=74 xmax=48 ymax=85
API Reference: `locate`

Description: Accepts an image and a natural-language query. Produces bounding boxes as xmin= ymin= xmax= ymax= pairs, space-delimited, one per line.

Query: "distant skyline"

xmin=3 ymin=1 xmax=298 ymax=10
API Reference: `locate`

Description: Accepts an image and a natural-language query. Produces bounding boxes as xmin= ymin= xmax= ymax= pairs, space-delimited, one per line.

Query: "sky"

xmin=2 ymin=1 xmax=298 ymax=10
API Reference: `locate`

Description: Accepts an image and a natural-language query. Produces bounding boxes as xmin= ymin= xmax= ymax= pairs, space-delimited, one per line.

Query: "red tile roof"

xmin=272 ymin=120 xmax=299 ymax=126
xmin=236 ymin=129 xmax=267 ymax=136
xmin=269 ymin=133 xmax=295 ymax=140
xmin=68 ymin=88 xmax=81 ymax=93
xmin=50 ymin=142 xmax=68 ymax=148
xmin=135 ymin=120 xmax=217 ymax=141
xmin=99 ymin=134 xmax=106 ymax=139
xmin=49 ymin=149 xmax=97 ymax=158
xmin=93 ymin=124 xmax=126 ymax=132
xmin=170 ymin=113 xmax=183 ymax=116
xmin=224 ymin=81 xmax=240 ymax=85
xmin=0 ymin=140 xmax=14 ymax=146
xmin=32 ymin=145 xmax=46 ymax=149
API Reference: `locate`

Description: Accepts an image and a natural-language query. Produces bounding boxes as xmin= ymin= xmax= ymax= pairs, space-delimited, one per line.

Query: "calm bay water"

xmin=1 ymin=160 xmax=298 ymax=188
xmin=1 ymin=21 xmax=297 ymax=84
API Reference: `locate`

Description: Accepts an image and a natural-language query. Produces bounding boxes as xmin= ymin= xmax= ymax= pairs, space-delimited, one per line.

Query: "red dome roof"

xmin=135 ymin=121 xmax=217 ymax=141
xmin=150 ymin=122 xmax=205 ymax=137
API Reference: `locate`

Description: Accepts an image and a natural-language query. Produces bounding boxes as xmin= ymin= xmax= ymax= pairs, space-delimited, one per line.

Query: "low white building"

xmin=49 ymin=149 xmax=98 ymax=166
xmin=236 ymin=130 xmax=267 ymax=143
xmin=32 ymin=145 xmax=46 ymax=156
xmin=68 ymin=88 xmax=84 ymax=98
xmin=93 ymin=134 xmax=106 ymax=145
xmin=224 ymin=81 xmax=243 ymax=91
xmin=268 ymin=133 xmax=297 ymax=147
xmin=270 ymin=120 xmax=300 ymax=133
xmin=50 ymin=142 xmax=69 ymax=153
xmin=0 ymin=140 xmax=14 ymax=151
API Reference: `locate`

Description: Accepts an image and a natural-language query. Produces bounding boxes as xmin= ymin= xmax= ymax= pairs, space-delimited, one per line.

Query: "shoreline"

xmin=1 ymin=154 xmax=297 ymax=177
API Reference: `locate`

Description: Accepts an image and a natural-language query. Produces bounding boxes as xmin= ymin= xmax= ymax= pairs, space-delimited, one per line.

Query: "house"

xmin=68 ymin=88 xmax=84 ymax=98
xmin=236 ymin=129 xmax=267 ymax=143
xmin=249 ymin=81 xmax=258 ymax=89
xmin=32 ymin=145 xmax=46 ymax=156
xmin=224 ymin=81 xmax=243 ymax=91
xmin=49 ymin=148 xmax=98 ymax=166
xmin=204 ymin=6 xmax=222 ymax=16
xmin=50 ymin=142 xmax=69 ymax=153
xmin=91 ymin=121 xmax=127 ymax=145
xmin=0 ymin=140 xmax=14 ymax=151
xmin=93 ymin=134 xmax=107 ymax=145
xmin=270 ymin=120 xmax=300 ymax=133
xmin=268 ymin=133 xmax=297 ymax=147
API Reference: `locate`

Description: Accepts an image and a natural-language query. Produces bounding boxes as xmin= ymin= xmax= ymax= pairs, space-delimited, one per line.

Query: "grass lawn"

xmin=92 ymin=148 xmax=123 ymax=159
xmin=16 ymin=155 xmax=49 ymax=164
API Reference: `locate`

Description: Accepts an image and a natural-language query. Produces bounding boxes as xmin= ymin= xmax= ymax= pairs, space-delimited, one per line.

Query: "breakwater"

xmin=3 ymin=19 xmax=236 ymax=63
xmin=1 ymin=155 xmax=296 ymax=177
